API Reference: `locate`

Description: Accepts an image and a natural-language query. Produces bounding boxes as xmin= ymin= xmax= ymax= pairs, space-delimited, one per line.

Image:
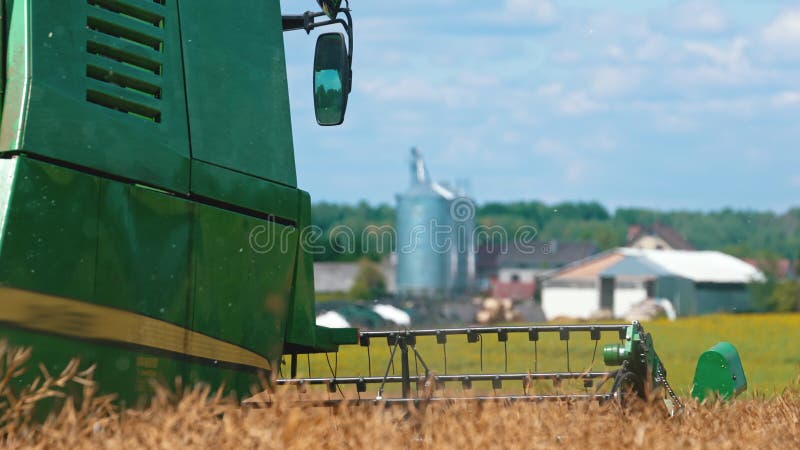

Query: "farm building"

xmin=476 ymin=240 xmax=596 ymax=300
xmin=541 ymin=248 xmax=764 ymax=319
xmin=313 ymin=260 xmax=396 ymax=295
xmin=626 ymin=223 xmax=695 ymax=250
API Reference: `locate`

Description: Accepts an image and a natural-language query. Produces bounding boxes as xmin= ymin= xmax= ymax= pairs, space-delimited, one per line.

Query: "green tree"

xmin=767 ymin=280 xmax=800 ymax=312
xmin=349 ymin=258 xmax=387 ymax=300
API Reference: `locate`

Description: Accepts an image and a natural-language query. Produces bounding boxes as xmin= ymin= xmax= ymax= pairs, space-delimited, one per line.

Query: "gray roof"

xmin=599 ymin=255 xmax=671 ymax=278
xmin=497 ymin=241 xmax=598 ymax=269
xmin=313 ymin=260 xmax=397 ymax=294
xmin=313 ymin=262 xmax=359 ymax=293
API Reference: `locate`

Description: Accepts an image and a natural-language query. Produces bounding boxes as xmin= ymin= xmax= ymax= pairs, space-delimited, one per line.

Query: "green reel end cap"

xmin=691 ymin=341 xmax=747 ymax=402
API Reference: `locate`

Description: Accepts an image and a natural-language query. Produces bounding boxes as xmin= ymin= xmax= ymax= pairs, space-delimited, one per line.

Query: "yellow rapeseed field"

xmin=1 ymin=313 xmax=799 ymax=449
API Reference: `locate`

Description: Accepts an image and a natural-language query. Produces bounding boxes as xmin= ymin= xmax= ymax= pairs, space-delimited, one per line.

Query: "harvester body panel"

xmin=0 ymin=0 xmax=351 ymax=404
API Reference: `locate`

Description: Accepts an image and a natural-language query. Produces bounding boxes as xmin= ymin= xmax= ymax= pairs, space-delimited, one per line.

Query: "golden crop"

xmin=1 ymin=313 xmax=799 ymax=449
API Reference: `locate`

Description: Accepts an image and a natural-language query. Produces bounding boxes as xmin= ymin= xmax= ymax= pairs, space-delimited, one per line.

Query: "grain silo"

xmin=396 ymin=148 xmax=475 ymax=299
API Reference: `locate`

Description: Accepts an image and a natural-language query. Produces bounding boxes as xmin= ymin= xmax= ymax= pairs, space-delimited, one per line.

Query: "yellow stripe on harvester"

xmin=0 ymin=286 xmax=270 ymax=370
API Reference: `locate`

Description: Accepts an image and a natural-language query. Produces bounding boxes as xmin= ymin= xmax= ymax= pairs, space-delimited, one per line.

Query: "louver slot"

xmin=86 ymin=65 xmax=161 ymax=98
xmin=87 ymin=89 xmax=162 ymax=122
xmin=87 ymin=16 xmax=162 ymax=51
xmin=87 ymin=0 xmax=164 ymax=28
xmin=85 ymin=0 xmax=165 ymax=123
xmin=86 ymin=40 xmax=162 ymax=75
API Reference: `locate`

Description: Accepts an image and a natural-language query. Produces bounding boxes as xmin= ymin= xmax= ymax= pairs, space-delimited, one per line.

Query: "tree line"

xmin=311 ymin=200 xmax=800 ymax=262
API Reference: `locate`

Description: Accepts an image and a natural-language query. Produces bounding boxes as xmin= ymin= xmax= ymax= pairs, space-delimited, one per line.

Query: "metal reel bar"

xmin=280 ymin=324 xmax=629 ymax=402
xmin=275 ymin=371 xmax=616 ymax=389
xmin=358 ymin=324 xmax=628 ymax=341
xmin=282 ymin=393 xmax=616 ymax=408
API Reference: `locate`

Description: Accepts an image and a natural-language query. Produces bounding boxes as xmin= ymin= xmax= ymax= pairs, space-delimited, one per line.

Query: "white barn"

xmin=541 ymin=248 xmax=764 ymax=320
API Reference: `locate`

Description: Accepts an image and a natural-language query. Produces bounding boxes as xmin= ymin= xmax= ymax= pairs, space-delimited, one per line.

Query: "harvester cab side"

xmin=0 ymin=0 xmax=358 ymax=403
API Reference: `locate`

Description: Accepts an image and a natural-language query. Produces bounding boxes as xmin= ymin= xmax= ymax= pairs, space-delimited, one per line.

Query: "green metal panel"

xmin=691 ymin=342 xmax=747 ymax=401
xmin=0 ymin=0 xmax=191 ymax=192
xmin=94 ymin=181 xmax=192 ymax=324
xmin=190 ymin=159 xmax=299 ymax=222
xmin=190 ymin=202 xmax=298 ymax=391
xmin=0 ymin=156 xmax=98 ymax=299
xmin=177 ymin=0 xmax=297 ymax=187
xmin=0 ymin=326 xmax=181 ymax=408
xmin=284 ymin=191 xmax=358 ymax=352
xmin=0 ymin=157 xmax=185 ymax=405
xmin=284 ymin=190 xmax=318 ymax=350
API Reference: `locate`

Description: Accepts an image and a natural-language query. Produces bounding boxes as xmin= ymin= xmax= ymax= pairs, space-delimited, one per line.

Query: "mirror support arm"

xmin=282 ymin=9 xmax=354 ymax=93
xmin=282 ymin=11 xmax=326 ymax=34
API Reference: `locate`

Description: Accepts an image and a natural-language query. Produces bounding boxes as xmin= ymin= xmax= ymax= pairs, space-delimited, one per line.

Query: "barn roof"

xmin=547 ymin=248 xmax=764 ymax=284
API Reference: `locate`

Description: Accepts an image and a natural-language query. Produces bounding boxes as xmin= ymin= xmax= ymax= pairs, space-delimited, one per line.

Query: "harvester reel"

xmin=269 ymin=322 xmax=683 ymax=415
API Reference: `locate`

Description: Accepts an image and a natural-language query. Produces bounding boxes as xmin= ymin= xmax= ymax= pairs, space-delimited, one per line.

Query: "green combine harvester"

xmin=0 ymin=0 xmax=745 ymax=411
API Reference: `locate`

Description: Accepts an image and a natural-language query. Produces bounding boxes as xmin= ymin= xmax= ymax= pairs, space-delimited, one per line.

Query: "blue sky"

xmin=281 ymin=1 xmax=800 ymax=211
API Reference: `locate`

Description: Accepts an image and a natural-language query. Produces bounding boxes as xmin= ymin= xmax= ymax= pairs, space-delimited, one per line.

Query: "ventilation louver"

xmin=85 ymin=0 xmax=165 ymax=123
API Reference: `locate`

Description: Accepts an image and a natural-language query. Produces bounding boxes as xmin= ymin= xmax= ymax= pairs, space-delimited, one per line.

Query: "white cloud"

xmin=552 ymin=49 xmax=582 ymax=64
xmin=505 ymin=0 xmax=558 ymax=25
xmin=536 ymin=83 xmax=563 ymax=97
xmin=658 ymin=0 xmax=729 ymax=35
xmin=761 ymin=9 xmax=800 ymax=60
xmin=558 ymin=91 xmax=602 ymax=116
xmin=590 ymin=67 xmax=642 ymax=98
xmin=533 ymin=139 xmax=592 ymax=184
xmin=605 ymin=45 xmax=625 ymax=61
xmin=674 ymin=38 xmax=766 ymax=88
xmin=684 ymin=38 xmax=748 ymax=68
xmin=773 ymin=91 xmax=800 ymax=107
xmin=537 ymin=83 xmax=601 ymax=116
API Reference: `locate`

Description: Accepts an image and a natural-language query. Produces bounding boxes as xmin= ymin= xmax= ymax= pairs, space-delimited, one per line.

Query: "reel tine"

xmin=466 ymin=330 xmax=483 ymax=372
xmin=437 ymin=331 xmax=447 ymax=375
xmin=528 ymin=328 xmax=539 ymax=373
xmin=367 ymin=345 xmax=372 ymax=377
xmin=498 ymin=329 xmax=509 ymax=373
xmin=492 ymin=375 xmax=502 ymax=392
xmin=559 ymin=327 xmax=571 ymax=373
xmin=497 ymin=329 xmax=508 ymax=342
xmin=590 ymin=326 xmax=601 ymax=341
xmin=360 ymin=334 xmax=372 ymax=377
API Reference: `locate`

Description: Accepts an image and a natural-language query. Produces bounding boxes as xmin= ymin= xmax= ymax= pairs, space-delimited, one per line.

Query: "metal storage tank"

xmin=450 ymin=194 xmax=476 ymax=295
xmin=396 ymin=148 xmax=474 ymax=299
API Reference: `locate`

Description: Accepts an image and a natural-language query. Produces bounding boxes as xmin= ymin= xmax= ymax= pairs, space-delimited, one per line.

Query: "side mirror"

xmin=317 ymin=0 xmax=342 ymax=19
xmin=313 ymin=32 xmax=350 ymax=126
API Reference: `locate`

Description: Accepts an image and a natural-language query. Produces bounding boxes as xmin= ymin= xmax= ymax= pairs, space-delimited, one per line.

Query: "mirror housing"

xmin=313 ymin=32 xmax=350 ymax=126
xmin=317 ymin=0 xmax=342 ymax=19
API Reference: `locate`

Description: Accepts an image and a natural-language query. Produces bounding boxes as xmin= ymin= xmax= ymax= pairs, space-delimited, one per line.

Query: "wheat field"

xmin=2 ymin=313 xmax=800 ymax=449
